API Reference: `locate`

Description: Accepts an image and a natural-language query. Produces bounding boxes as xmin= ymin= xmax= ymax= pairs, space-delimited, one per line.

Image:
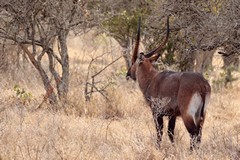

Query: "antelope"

xmin=126 ymin=17 xmax=211 ymax=150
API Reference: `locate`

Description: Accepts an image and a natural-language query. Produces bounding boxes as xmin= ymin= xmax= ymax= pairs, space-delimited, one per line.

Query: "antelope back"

xmin=127 ymin=15 xmax=211 ymax=125
xmin=136 ymin=57 xmax=211 ymax=127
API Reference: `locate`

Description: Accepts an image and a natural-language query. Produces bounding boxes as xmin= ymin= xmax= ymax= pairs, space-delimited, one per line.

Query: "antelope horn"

xmin=145 ymin=16 xmax=170 ymax=58
xmin=132 ymin=17 xmax=141 ymax=63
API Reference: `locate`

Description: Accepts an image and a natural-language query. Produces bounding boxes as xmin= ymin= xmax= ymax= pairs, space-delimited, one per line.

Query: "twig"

xmin=105 ymin=119 xmax=114 ymax=141
xmin=84 ymin=55 xmax=122 ymax=101
xmin=92 ymin=55 xmax=122 ymax=78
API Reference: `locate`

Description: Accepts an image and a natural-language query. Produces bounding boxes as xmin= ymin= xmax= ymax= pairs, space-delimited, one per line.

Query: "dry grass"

xmin=0 ymin=35 xmax=240 ymax=160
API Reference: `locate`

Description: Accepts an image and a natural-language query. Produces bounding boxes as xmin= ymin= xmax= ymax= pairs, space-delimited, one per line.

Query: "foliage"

xmin=212 ymin=68 xmax=239 ymax=91
xmin=102 ymin=7 xmax=149 ymax=41
xmin=13 ymin=85 xmax=32 ymax=104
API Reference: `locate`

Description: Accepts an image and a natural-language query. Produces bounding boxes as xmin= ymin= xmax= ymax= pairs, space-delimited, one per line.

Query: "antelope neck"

xmin=137 ymin=65 xmax=158 ymax=95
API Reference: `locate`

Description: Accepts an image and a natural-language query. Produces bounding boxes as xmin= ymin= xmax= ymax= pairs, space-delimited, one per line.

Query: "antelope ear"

xmin=137 ymin=52 xmax=145 ymax=64
xmin=149 ymin=54 xmax=160 ymax=63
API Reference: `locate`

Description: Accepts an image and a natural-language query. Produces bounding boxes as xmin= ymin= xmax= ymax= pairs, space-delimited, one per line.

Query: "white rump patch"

xmin=204 ymin=93 xmax=211 ymax=114
xmin=187 ymin=92 xmax=203 ymax=127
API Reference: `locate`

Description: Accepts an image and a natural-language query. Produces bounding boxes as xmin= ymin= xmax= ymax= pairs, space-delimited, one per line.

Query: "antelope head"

xmin=126 ymin=16 xmax=170 ymax=81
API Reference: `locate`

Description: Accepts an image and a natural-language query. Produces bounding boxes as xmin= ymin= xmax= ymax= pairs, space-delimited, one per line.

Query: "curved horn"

xmin=132 ymin=17 xmax=141 ymax=63
xmin=145 ymin=16 xmax=170 ymax=58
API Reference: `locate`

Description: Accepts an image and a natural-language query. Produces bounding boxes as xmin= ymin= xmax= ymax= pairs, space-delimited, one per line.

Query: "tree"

xmin=93 ymin=0 xmax=224 ymax=71
xmin=89 ymin=0 xmax=240 ymax=73
xmin=146 ymin=0 xmax=240 ymax=71
xmin=90 ymin=0 xmax=152 ymax=69
xmin=217 ymin=0 xmax=240 ymax=84
xmin=0 ymin=0 xmax=91 ymax=104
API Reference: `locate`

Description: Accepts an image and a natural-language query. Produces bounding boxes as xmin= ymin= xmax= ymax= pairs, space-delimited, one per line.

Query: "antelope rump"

xmin=126 ymin=17 xmax=211 ymax=150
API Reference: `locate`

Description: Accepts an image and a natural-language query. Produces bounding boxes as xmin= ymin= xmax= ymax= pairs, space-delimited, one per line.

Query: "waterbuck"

xmin=126 ymin=17 xmax=211 ymax=150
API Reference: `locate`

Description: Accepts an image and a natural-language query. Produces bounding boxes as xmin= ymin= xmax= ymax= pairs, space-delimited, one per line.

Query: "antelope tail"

xmin=199 ymin=93 xmax=207 ymax=129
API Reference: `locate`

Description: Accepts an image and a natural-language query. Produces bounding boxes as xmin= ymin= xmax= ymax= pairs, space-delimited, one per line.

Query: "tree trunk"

xmin=20 ymin=44 xmax=57 ymax=104
xmin=195 ymin=50 xmax=214 ymax=73
xmin=118 ymin=37 xmax=131 ymax=70
xmin=57 ymin=29 xmax=70 ymax=101
xmin=178 ymin=50 xmax=196 ymax=72
xmin=0 ymin=48 xmax=8 ymax=72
